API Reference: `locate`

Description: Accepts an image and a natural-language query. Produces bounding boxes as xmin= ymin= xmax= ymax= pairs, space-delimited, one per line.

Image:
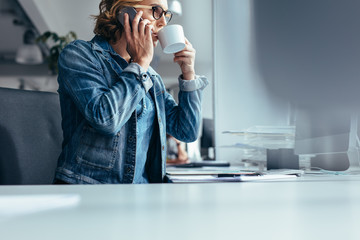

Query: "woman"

xmin=166 ymin=134 xmax=189 ymax=165
xmin=53 ymin=0 xmax=208 ymax=184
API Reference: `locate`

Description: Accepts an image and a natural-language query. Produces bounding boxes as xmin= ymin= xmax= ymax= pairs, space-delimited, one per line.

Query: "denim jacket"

xmin=54 ymin=35 xmax=208 ymax=184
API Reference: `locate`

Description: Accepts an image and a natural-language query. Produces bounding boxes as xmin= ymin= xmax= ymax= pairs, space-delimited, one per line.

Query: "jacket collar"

xmin=90 ymin=35 xmax=159 ymax=77
xmin=91 ymin=35 xmax=115 ymax=54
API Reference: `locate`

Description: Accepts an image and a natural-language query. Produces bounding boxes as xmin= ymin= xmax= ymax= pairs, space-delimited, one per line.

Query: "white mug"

xmin=158 ymin=24 xmax=186 ymax=54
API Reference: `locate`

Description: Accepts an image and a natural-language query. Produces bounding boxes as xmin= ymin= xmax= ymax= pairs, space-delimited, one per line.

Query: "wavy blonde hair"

xmin=93 ymin=0 xmax=142 ymax=42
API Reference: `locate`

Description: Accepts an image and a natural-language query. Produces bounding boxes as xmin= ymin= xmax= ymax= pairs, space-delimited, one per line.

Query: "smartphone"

xmin=118 ymin=7 xmax=142 ymax=31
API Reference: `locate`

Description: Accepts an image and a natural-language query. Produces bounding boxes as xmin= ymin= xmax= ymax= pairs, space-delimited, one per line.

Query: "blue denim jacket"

xmin=54 ymin=35 xmax=208 ymax=184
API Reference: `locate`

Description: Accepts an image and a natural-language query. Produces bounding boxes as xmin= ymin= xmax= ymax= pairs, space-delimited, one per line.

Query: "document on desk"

xmin=166 ymin=169 xmax=300 ymax=183
xmin=166 ymin=168 xmax=258 ymax=176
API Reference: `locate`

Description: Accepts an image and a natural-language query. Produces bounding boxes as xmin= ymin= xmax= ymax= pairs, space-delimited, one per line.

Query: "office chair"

xmin=0 ymin=87 xmax=62 ymax=185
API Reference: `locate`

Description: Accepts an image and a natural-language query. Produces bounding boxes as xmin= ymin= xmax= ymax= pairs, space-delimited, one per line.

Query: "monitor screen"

xmin=252 ymin=0 xmax=360 ymax=171
xmin=253 ymin=0 xmax=360 ymax=110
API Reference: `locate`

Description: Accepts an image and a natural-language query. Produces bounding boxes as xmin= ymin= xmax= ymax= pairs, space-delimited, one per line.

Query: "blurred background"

xmin=2 ymin=0 xmax=360 ymax=170
xmin=0 ymin=0 xmax=213 ymax=118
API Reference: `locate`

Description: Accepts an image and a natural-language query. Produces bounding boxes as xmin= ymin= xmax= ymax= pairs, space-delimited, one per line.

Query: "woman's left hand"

xmin=174 ymin=38 xmax=196 ymax=80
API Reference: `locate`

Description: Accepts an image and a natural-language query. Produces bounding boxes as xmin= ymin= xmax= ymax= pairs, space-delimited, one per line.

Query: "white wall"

xmin=213 ymin=0 xmax=289 ymax=163
xmin=19 ymin=0 xmax=98 ymax=40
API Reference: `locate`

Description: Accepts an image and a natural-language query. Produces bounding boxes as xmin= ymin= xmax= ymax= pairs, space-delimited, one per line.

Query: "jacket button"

xmin=162 ymin=145 xmax=165 ymax=151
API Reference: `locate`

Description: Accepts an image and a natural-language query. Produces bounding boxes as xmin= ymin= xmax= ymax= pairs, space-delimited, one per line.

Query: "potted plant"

xmin=37 ymin=31 xmax=77 ymax=75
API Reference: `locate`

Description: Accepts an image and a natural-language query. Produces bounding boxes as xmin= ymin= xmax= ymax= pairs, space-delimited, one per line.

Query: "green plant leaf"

xmin=37 ymin=30 xmax=78 ymax=74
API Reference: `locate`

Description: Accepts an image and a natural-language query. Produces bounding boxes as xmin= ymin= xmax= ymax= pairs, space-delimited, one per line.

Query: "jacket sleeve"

xmin=58 ymin=40 xmax=152 ymax=135
xmin=165 ymin=75 xmax=209 ymax=143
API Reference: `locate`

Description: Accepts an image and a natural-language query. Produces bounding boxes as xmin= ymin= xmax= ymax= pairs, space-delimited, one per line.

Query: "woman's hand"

xmin=124 ymin=11 xmax=154 ymax=70
xmin=174 ymin=38 xmax=196 ymax=80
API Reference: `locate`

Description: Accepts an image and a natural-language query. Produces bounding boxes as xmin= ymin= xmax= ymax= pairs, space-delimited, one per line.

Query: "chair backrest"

xmin=0 ymin=87 xmax=63 ymax=185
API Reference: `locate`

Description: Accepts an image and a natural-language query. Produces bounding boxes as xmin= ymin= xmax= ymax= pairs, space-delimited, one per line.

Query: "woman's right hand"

xmin=124 ymin=11 xmax=154 ymax=71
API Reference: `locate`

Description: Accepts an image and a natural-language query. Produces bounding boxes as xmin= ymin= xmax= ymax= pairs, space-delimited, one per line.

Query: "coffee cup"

xmin=158 ymin=24 xmax=186 ymax=54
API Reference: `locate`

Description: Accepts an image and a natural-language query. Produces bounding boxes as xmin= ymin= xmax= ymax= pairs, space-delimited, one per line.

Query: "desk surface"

xmin=1 ymin=175 xmax=360 ymax=240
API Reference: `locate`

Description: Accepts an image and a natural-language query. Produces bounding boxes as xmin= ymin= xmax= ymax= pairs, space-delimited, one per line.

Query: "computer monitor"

xmin=200 ymin=118 xmax=215 ymax=159
xmin=252 ymin=0 xmax=360 ymax=171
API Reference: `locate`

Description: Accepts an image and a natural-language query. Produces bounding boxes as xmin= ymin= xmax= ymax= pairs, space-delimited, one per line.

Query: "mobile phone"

xmin=118 ymin=7 xmax=142 ymax=31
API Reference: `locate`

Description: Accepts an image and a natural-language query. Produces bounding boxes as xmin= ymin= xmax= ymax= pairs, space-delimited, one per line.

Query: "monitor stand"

xmin=295 ymin=109 xmax=360 ymax=173
xmin=345 ymin=114 xmax=360 ymax=173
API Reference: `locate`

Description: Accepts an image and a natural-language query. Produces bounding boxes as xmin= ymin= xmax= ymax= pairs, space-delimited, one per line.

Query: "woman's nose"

xmin=156 ymin=14 xmax=167 ymax=28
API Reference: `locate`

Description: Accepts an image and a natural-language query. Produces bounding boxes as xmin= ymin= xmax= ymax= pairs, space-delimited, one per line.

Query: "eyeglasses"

xmin=133 ymin=5 xmax=173 ymax=24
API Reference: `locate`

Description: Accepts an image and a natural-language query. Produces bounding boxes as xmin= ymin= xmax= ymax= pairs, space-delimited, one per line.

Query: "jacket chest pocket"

xmin=76 ymin=125 xmax=118 ymax=170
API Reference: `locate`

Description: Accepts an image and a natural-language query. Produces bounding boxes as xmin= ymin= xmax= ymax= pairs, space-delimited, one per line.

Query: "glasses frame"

xmin=132 ymin=5 xmax=173 ymax=23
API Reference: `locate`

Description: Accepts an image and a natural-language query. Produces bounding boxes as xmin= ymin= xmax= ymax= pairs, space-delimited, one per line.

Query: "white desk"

xmin=1 ymin=175 xmax=360 ymax=240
